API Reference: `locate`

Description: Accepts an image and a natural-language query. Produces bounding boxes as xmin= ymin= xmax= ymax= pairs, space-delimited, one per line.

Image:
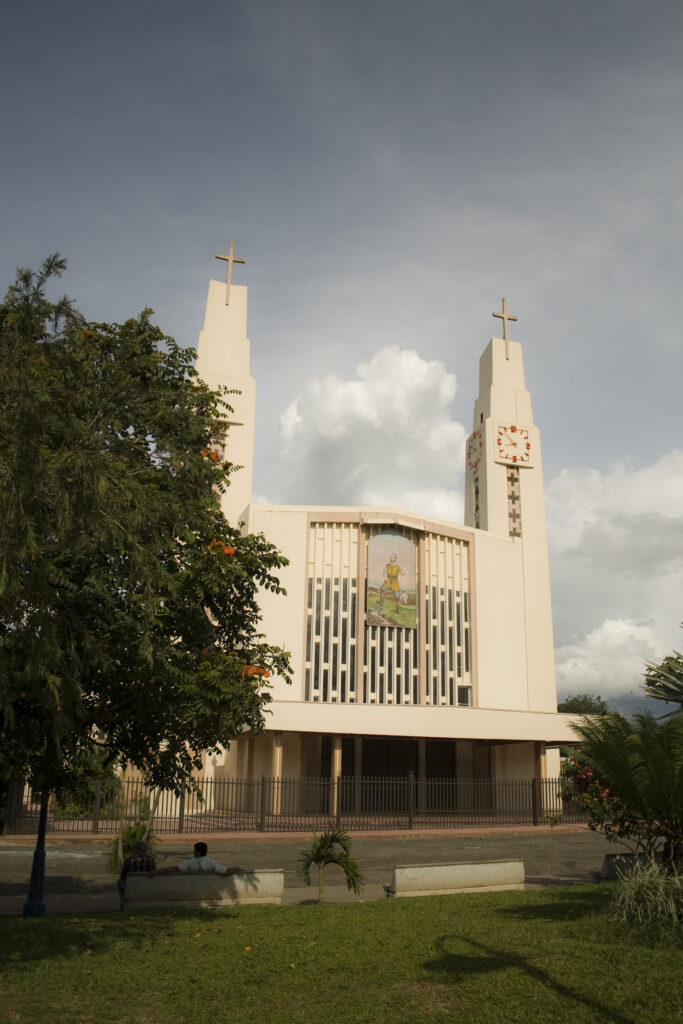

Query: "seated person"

xmin=154 ymin=841 xmax=243 ymax=876
xmin=117 ymin=839 xmax=156 ymax=907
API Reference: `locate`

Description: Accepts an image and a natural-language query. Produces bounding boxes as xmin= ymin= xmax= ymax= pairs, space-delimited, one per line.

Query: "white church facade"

xmin=195 ymin=257 xmax=576 ymax=788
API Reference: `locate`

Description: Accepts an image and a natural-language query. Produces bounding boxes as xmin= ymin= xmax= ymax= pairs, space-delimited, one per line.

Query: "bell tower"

xmin=464 ymin=300 xmax=557 ymax=711
xmin=195 ymin=242 xmax=255 ymax=525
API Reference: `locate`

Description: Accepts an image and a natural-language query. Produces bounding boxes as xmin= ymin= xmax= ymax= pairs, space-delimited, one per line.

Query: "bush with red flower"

xmin=561 ymin=753 xmax=616 ymax=829
xmin=564 ymin=712 xmax=683 ymax=866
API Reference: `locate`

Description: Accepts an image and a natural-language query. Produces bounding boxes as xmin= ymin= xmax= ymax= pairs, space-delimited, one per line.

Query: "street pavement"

xmin=0 ymin=825 xmax=628 ymax=915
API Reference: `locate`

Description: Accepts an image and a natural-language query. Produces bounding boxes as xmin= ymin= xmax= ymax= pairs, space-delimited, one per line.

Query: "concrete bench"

xmin=123 ymin=869 xmax=284 ymax=909
xmin=597 ymin=853 xmax=660 ymax=881
xmin=384 ymin=860 xmax=525 ymax=898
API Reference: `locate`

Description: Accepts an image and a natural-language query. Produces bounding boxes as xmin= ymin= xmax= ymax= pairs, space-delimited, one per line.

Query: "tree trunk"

xmin=142 ymin=789 xmax=161 ymax=842
xmin=117 ymin=771 xmax=127 ymax=865
xmin=23 ymin=791 xmax=49 ymax=917
xmin=318 ymin=864 xmax=324 ymax=904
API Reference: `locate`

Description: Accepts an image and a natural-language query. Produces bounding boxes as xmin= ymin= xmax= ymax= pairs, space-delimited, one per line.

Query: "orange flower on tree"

xmin=208 ymin=539 xmax=236 ymax=554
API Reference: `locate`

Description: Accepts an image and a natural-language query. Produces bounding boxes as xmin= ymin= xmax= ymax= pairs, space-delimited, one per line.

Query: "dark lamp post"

xmin=23 ymin=793 xmax=48 ymax=917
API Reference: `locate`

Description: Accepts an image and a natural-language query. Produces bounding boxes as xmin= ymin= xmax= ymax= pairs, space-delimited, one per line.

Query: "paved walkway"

xmin=0 ymin=825 xmax=627 ymax=915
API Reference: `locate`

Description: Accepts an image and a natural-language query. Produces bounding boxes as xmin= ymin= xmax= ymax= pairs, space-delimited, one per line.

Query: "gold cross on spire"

xmin=216 ymin=240 xmax=246 ymax=306
xmin=492 ymin=297 xmax=518 ymax=360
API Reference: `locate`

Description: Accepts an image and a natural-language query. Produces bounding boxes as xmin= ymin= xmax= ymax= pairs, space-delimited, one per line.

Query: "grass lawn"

xmin=0 ymin=886 xmax=681 ymax=1024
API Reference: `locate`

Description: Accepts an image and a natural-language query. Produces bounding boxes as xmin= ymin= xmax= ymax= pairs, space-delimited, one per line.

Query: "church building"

xmin=195 ymin=249 xmax=576 ymax=789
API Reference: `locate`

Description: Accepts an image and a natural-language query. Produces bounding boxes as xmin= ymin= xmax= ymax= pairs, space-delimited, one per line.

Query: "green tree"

xmin=643 ymin=628 xmax=683 ymax=714
xmin=299 ymin=829 xmax=364 ymax=903
xmin=0 ymin=257 xmax=291 ymax=912
xmin=558 ymin=693 xmax=612 ymax=715
xmin=557 ymin=694 xmax=612 ymax=758
xmin=565 ymin=711 xmax=683 ymax=866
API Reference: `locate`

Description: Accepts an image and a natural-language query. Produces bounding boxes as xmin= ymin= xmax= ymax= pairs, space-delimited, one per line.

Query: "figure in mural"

xmin=367 ymin=530 xmax=417 ymax=629
xmin=379 ymin=553 xmax=405 ymax=613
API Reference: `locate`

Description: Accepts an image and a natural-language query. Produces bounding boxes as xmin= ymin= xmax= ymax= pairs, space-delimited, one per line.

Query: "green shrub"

xmin=106 ymin=795 xmax=159 ymax=873
xmin=51 ymin=800 xmax=91 ymax=820
xmin=50 ymin=767 xmax=122 ymax=820
xmin=608 ymin=859 xmax=682 ymax=932
xmin=106 ymin=822 xmax=158 ymax=873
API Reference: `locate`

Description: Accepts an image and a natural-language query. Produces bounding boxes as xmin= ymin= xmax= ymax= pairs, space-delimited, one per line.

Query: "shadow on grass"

xmin=495 ymin=886 xmax=610 ymax=922
xmin=0 ymin=875 xmax=115 ymax=898
xmin=423 ymin=933 xmax=641 ymax=1024
xmin=0 ymin=908 xmax=237 ymax=971
xmin=525 ymin=873 xmax=598 ymax=887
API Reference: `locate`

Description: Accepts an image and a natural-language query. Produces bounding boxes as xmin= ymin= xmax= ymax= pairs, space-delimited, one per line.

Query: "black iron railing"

xmin=3 ymin=774 xmax=584 ymax=835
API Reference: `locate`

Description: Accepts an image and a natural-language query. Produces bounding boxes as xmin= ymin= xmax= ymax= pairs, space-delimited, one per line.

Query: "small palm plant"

xmin=299 ymin=829 xmax=364 ymax=904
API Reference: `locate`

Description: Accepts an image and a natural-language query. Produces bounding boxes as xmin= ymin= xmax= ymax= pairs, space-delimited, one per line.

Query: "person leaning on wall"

xmin=152 ymin=841 xmax=243 ymax=876
xmin=117 ymin=839 xmax=156 ymax=908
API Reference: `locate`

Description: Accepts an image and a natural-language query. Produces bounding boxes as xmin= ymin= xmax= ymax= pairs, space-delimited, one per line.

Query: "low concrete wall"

xmin=385 ymin=860 xmax=525 ymax=897
xmin=597 ymin=853 xmax=660 ymax=880
xmin=123 ymin=869 xmax=284 ymax=909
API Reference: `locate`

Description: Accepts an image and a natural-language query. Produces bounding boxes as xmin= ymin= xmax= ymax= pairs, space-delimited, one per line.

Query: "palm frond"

xmin=570 ymin=710 xmax=683 ymax=862
xmin=643 ymin=639 xmax=683 ymax=710
xmin=298 ymin=829 xmax=364 ymax=899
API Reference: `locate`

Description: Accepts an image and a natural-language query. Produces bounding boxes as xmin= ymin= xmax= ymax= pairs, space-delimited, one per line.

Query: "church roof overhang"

xmin=265 ymin=700 xmax=578 ymax=745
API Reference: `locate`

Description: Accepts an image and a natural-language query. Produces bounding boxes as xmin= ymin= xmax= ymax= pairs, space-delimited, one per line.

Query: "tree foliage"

xmin=558 ymin=693 xmax=612 ymax=715
xmin=564 ymin=712 xmax=683 ymax=866
xmin=0 ymin=256 xmax=291 ymax=798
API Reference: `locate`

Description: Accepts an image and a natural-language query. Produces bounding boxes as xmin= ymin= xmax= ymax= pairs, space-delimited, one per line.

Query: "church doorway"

xmin=361 ymin=737 xmax=417 ymax=778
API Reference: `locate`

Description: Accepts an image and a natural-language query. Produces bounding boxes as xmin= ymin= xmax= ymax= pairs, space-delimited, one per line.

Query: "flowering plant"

xmin=560 ymin=719 xmax=680 ymax=862
xmin=561 ymin=754 xmax=614 ymax=826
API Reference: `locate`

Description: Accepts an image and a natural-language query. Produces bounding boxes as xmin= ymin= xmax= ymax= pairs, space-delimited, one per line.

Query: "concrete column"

xmin=329 ymin=735 xmax=342 ymax=816
xmin=355 ymin=533 xmax=366 ymax=702
xmin=245 ymin=735 xmax=256 ymax=812
xmin=534 ymin=741 xmax=547 ymax=779
xmin=418 ymin=534 xmax=427 ymax=704
xmin=272 ymin=732 xmax=283 ymax=814
xmin=534 ymin=740 xmax=547 ymax=817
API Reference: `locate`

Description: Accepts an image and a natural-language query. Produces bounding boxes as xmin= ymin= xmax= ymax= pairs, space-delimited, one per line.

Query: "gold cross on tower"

xmin=216 ymin=240 xmax=246 ymax=306
xmin=492 ymin=297 xmax=518 ymax=360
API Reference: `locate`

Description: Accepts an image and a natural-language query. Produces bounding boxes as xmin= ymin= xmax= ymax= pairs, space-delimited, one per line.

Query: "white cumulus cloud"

xmin=555 ymin=619 xmax=660 ymax=700
xmin=278 ymin=346 xmax=466 ymax=519
xmin=546 ymin=451 xmax=683 ymax=556
xmin=547 ymin=450 xmax=683 ymax=709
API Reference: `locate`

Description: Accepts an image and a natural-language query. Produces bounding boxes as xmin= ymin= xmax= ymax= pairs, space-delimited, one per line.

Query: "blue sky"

xmin=2 ymin=0 xmax=682 ymax=711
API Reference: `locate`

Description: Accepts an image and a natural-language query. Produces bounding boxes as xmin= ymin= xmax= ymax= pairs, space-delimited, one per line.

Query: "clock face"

xmin=495 ymin=423 xmax=532 ymax=465
xmin=467 ymin=430 xmax=483 ymax=471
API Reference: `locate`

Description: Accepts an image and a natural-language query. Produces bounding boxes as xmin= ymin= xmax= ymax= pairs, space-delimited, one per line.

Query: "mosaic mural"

xmin=366 ymin=529 xmax=417 ymax=629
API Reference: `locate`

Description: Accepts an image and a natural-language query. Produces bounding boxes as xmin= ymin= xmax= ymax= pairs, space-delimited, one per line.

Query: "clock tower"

xmin=464 ymin=301 xmax=557 ymax=711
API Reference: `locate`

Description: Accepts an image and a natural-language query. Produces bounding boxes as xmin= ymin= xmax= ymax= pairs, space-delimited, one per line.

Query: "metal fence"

xmin=4 ymin=774 xmax=585 ymax=835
